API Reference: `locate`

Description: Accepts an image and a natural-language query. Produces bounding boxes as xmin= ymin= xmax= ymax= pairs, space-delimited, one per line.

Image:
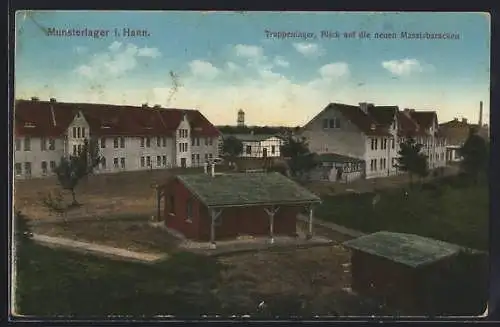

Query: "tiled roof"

xmin=367 ymin=105 xmax=398 ymax=127
xmin=343 ymin=231 xmax=462 ymax=268
xmin=329 ymin=103 xmax=392 ymax=137
xmin=439 ymin=119 xmax=470 ymax=129
xmin=397 ymin=111 xmax=427 ymax=137
xmin=14 ymin=99 xmax=221 ymax=138
xmin=409 ymin=110 xmax=437 ymax=130
xmin=176 ymin=172 xmax=321 ymax=208
xmin=223 ymin=133 xmax=282 ymax=142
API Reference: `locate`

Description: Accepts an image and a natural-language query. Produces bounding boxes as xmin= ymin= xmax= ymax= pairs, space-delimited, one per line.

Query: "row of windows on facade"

xmin=245 ymin=145 xmax=277 ymax=155
xmin=15 ymin=161 xmax=57 ymax=176
xmin=15 ymin=138 xmax=56 ymax=152
xmin=323 ymin=118 xmax=341 ymax=129
xmin=369 ymin=152 xmax=446 ymax=172
xmin=370 ymin=137 xmax=446 ymax=151
xmin=72 ymin=126 xmax=87 ymax=139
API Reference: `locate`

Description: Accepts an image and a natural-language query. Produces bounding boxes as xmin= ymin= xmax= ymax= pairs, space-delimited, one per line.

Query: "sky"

xmin=15 ymin=11 xmax=490 ymax=127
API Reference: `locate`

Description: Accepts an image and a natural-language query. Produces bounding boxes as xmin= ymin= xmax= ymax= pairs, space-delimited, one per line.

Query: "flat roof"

xmin=177 ymin=172 xmax=321 ymax=208
xmin=343 ymin=231 xmax=462 ymax=268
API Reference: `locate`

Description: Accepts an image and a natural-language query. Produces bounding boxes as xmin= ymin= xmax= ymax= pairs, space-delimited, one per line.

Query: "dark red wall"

xmin=162 ymin=178 xmax=300 ymax=241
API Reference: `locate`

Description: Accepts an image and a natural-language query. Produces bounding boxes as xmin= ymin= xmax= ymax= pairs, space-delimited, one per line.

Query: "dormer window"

xmin=24 ymin=122 xmax=36 ymax=128
xmin=101 ymin=125 xmax=111 ymax=129
xmin=370 ymin=124 xmax=376 ymax=131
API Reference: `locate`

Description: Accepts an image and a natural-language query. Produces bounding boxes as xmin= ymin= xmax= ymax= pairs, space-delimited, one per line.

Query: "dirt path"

xmin=31 ymin=234 xmax=167 ymax=263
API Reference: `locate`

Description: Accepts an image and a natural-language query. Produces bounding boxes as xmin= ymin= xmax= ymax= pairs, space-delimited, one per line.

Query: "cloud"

xmin=319 ymin=62 xmax=350 ymax=79
xmin=234 ymin=44 xmax=264 ymax=59
xmin=273 ymin=56 xmax=290 ymax=68
xmin=293 ymin=43 xmax=325 ymax=58
xmin=74 ymin=42 xmax=161 ymax=79
xmin=381 ymin=58 xmax=431 ymax=76
xmin=188 ymin=60 xmax=220 ymax=79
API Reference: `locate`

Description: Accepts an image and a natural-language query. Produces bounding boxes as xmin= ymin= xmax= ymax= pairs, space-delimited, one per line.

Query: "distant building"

xmin=223 ymin=133 xmax=284 ymax=158
xmin=237 ymin=109 xmax=245 ymax=127
xmin=14 ymin=98 xmax=221 ymax=179
xmin=300 ymin=102 xmax=447 ymax=180
xmin=439 ymin=101 xmax=489 ymax=163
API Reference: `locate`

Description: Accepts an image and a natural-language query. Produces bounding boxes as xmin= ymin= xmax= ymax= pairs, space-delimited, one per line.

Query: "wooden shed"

xmin=343 ymin=231 xmax=466 ymax=315
xmin=158 ymin=171 xmax=321 ymax=246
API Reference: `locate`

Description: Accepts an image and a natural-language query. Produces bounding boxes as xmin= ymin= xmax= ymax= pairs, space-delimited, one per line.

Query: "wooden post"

xmin=264 ymin=206 xmax=280 ymax=244
xmin=307 ymin=205 xmax=314 ymax=240
xmin=210 ymin=208 xmax=222 ymax=248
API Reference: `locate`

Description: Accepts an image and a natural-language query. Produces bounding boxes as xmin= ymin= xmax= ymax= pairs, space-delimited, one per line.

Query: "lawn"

xmin=14 ymin=240 xmax=397 ymax=318
xmin=31 ymin=219 xmax=179 ymax=254
xmin=315 ymin=176 xmax=489 ymax=251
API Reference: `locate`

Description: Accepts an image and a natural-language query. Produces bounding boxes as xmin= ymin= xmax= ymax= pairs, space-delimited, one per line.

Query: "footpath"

xmin=297 ymin=214 xmax=366 ymax=238
xmin=32 ymin=234 xmax=167 ymax=263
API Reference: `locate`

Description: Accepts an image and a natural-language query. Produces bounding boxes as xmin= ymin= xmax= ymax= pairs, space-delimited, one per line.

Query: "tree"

xmin=222 ymin=136 xmax=243 ymax=166
xmin=394 ymin=137 xmax=429 ymax=186
xmin=459 ymin=128 xmax=488 ymax=184
xmin=280 ymin=136 xmax=318 ymax=179
xmin=50 ymin=138 xmax=102 ymax=206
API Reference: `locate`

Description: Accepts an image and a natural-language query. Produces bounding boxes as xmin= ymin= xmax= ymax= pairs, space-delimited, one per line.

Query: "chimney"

xmin=203 ymin=161 xmax=209 ymax=174
xmin=479 ymin=101 xmax=483 ymax=127
xmin=49 ymin=97 xmax=57 ymax=103
xmin=359 ymin=102 xmax=368 ymax=114
xmin=31 ymin=96 xmax=39 ymax=101
xmin=462 ymin=118 xmax=468 ymax=124
xmin=210 ymin=162 xmax=215 ymax=177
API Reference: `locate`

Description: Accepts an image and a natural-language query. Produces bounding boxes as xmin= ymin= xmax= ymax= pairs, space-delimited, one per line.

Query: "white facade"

xmin=14 ymin=111 xmax=220 ymax=180
xmin=240 ymin=136 xmax=284 ymax=158
xmin=301 ymin=105 xmax=448 ymax=181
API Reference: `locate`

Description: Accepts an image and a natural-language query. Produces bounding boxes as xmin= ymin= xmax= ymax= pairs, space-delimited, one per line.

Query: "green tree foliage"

xmin=394 ymin=137 xmax=429 ymax=186
xmin=221 ymin=136 xmax=243 ymax=166
xmin=280 ymin=136 xmax=318 ymax=179
xmin=49 ymin=138 xmax=102 ymax=206
xmin=459 ymin=128 xmax=488 ymax=183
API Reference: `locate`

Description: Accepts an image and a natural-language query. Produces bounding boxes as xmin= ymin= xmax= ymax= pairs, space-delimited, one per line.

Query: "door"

xmin=262 ymin=148 xmax=268 ymax=158
xmin=181 ymin=158 xmax=187 ymax=168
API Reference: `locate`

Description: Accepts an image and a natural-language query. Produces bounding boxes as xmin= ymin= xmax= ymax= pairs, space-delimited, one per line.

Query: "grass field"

xmin=315 ymin=176 xmax=489 ymax=251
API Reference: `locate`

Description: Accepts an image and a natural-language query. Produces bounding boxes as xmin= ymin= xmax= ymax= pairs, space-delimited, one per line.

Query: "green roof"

xmin=343 ymin=231 xmax=462 ymax=268
xmin=316 ymin=153 xmax=364 ymax=163
xmin=177 ymin=172 xmax=321 ymax=208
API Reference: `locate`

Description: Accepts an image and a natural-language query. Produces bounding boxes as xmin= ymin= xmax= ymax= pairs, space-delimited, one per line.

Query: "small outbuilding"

xmin=158 ymin=169 xmax=321 ymax=246
xmin=343 ymin=231 xmax=466 ymax=314
xmin=310 ymin=153 xmax=365 ymax=183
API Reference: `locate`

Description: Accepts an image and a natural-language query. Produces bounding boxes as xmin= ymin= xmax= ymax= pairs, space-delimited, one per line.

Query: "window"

xmin=162 ymin=155 xmax=167 ymax=167
xmin=113 ymin=158 xmax=119 ymax=168
xmin=40 ymin=138 xmax=47 ymax=151
xmin=140 ymin=137 xmax=145 ymax=148
xmin=329 ymin=119 xmax=335 ymax=128
xmin=246 ymin=145 xmax=252 ymax=154
xmin=192 ymin=154 xmax=195 ymax=163
xmin=146 ymin=156 xmax=151 ymax=167
xmin=204 ymin=154 xmax=208 ymax=162
xmin=391 ymin=138 xmax=395 ymax=149
xmin=178 ymin=143 xmax=182 ymax=152
xmin=15 ymin=163 xmax=22 ymax=176
xmin=382 ymin=139 xmax=387 ymax=150
xmin=191 ymin=138 xmax=195 ymax=146
xmin=41 ymin=161 xmax=48 ymax=175
xmin=24 ymin=137 xmax=31 ymax=151
xmin=101 ymin=157 xmax=106 ymax=169
xmin=162 ymin=137 xmax=166 ymax=147
xmin=209 ymin=138 xmax=213 ymax=146
xmin=209 ymin=153 xmax=213 ymax=160
xmin=140 ymin=157 xmax=145 ymax=167
xmin=205 ymin=138 xmax=209 ymax=146
xmin=186 ymin=198 xmax=193 ymax=223
xmin=15 ymin=139 xmax=21 ymax=151
xmin=157 ymin=137 xmax=161 ymax=147
xmin=146 ymin=137 xmax=151 ymax=148
xmin=50 ymin=161 xmax=56 ymax=172
xmin=196 ymin=138 xmax=200 ymax=146
xmin=77 ymin=127 xmax=81 ymax=138
xmin=323 ymin=119 xmax=328 ymax=129
xmin=380 ymin=158 xmax=384 ymax=169
xmin=271 ymin=145 xmax=276 ymax=154
xmin=100 ymin=137 xmax=106 ymax=148
xmin=113 ymin=138 xmax=119 ymax=148
xmin=157 ymin=156 xmax=161 ymax=167
xmin=169 ymin=195 xmax=175 ymax=214
xmin=72 ymin=127 xmax=77 ymax=138
xmin=370 ymin=138 xmax=375 ymax=150
xmin=196 ymin=154 xmax=200 ymax=165
xmin=120 ymin=137 xmax=125 ymax=148
xmin=82 ymin=127 xmax=86 ymax=138
xmin=73 ymin=145 xmax=77 ymax=156
xmin=48 ymin=139 xmax=56 ymax=150
xmin=374 ymin=139 xmax=378 ymax=150
xmin=120 ymin=157 xmax=125 ymax=169
xmin=24 ymin=162 xmax=32 ymax=176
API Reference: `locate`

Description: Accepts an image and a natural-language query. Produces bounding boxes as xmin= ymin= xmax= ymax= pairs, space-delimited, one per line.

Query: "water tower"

xmin=237 ymin=109 xmax=245 ymax=127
